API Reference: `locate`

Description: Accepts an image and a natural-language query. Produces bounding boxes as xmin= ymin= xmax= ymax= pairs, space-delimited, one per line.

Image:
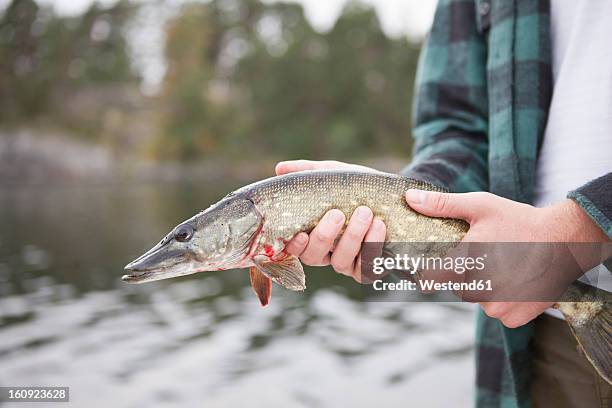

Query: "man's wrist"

xmin=547 ymin=199 xmax=610 ymax=242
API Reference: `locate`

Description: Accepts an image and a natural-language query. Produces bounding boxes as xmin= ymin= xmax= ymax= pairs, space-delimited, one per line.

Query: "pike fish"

xmin=123 ymin=170 xmax=611 ymax=384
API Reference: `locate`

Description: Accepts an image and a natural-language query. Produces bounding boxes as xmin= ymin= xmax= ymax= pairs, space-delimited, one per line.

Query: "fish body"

xmin=123 ymin=170 xmax=468 ymax=287
xmin=236 ymin=170 xmax=467 ymax=267
xmin=123 ymin=170 xmax=611 ymax=384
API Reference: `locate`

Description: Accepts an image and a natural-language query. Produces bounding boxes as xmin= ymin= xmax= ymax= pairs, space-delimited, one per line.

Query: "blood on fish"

xmin=263 ymin=244 xmax=275 ymax=258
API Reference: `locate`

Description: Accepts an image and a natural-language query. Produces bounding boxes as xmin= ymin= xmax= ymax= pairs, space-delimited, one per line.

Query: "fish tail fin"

xmin=562 ymin=303 xmax=612 ymax=385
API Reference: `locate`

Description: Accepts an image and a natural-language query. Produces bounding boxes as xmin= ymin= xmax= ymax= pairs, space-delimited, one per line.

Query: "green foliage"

xmin=0 ymin=0 xmax=420 ymax=161
xmin=154 ymin=0 xmax=420 ymax=160
xmin=0 ymin=0 xmax=136 ymax=121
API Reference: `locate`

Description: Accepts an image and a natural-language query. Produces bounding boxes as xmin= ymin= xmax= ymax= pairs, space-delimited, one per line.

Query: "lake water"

xmin=0 ymin=182 xmax=476 ymax=407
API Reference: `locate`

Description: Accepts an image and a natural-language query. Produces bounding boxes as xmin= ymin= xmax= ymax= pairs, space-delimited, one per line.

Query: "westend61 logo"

xmin=363 ymin=242 xmax=611 ymax=300
xmin=369 ymin=253 xmax=492 ymax=293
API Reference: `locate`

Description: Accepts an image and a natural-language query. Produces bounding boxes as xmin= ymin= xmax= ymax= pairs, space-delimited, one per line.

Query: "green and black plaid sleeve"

xmin=402 ymin=0 xmax=489 ymax=193
xmin=402 ymin=2 xmax=556 ymax=408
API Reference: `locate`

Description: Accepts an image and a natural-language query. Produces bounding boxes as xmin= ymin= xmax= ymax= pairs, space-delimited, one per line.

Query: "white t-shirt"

xmin=534 ymin=0 xmax=612 ymax=317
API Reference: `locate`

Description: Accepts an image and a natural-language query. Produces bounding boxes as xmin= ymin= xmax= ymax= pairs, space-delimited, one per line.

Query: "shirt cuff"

xmin=567 ymin=173 xmax=612 ymax=240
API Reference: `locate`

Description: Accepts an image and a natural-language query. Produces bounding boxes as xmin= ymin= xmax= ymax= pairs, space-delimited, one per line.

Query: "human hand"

xmin=275 ymin=159 xmax=380 ymax=175
xmin=276 ymin=160 xmax=386 ymax=282
xmin=405 ymin=189 xmax=610 ymax=328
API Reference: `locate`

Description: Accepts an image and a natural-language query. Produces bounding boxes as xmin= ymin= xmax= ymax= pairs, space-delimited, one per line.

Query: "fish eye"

xmin=174 ymin=225 xmax=194 ymax=242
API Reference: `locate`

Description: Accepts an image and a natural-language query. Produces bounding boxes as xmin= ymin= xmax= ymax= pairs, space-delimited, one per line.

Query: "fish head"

xmin=123 ymin=195 xmax=262 ymax=283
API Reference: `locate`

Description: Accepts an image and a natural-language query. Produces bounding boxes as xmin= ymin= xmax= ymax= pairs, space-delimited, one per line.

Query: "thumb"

xmin=275 ymin=160 xmax=318 ymax=175
xmin=405 ymin=189 xmax=487 ymax=222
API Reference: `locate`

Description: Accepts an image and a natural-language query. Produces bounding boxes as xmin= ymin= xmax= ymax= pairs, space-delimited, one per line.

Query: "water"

xmin=0 ymin=183 xmax=475 ymax=407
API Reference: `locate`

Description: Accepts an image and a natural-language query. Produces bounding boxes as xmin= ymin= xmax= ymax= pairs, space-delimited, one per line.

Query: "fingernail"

xmin=275 ymin=162 xmax=286 ymax=174
xmin=328 ymin=209 xmax=345 ymax=224
xmin=406 ymin=189 xmax=425 ymax=205
xmin=294 ymin=233 xmax=307 ymax=244
xmin=354 ymin=206 xmax=372 ymax=222
xmin=372 ymin=219 xmax=385 ymax=230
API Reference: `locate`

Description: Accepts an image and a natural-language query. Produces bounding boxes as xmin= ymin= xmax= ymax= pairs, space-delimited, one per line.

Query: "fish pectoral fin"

xmin=249 ymin=267 xmax=272 ymax=307
xmin=253 ymin=255 xmax=306 ymax=291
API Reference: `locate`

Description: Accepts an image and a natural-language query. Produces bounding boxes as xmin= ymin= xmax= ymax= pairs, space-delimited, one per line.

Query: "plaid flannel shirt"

xmin=402 ymin=0 xmax=612 ymax=407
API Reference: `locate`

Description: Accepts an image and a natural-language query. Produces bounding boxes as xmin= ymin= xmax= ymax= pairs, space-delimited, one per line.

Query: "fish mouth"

xmin=123 ymin=236 xmax=191 ymax=283
xmin=122 ymin=256 xmax=192 ymax=284
xmin=122 ymin=257 xmax=172 ymax=283
xmin=121 ymin=269 xmax=157 ymax=283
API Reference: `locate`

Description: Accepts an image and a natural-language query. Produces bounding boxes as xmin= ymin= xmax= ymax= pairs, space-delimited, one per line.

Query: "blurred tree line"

xmin=0 ymin=0 xmax=421 ymax=161
xmin=0 ymin=0 xmax=136 ymax=120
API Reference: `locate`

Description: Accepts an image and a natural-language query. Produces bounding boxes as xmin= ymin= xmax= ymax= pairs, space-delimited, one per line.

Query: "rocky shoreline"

xmin=0 ymin=129 xmax=409 ymax=187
